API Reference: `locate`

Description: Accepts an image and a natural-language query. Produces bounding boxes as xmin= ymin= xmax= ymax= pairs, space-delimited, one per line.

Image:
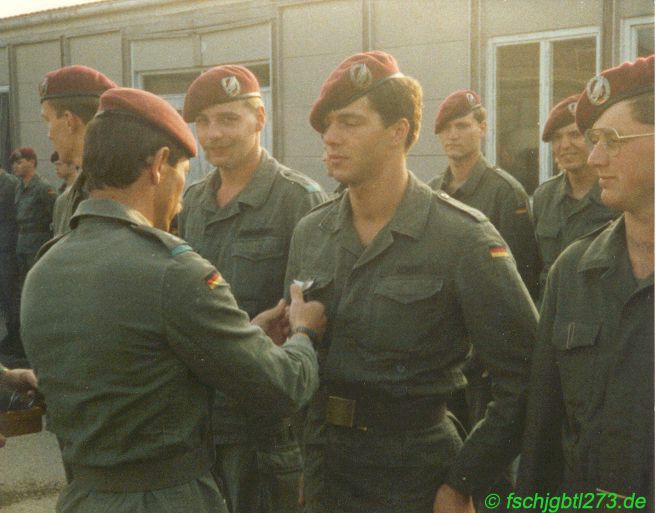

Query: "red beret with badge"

xmin=576 ymin=54 xmax=654 ymax=132
xmin=309 ymin=51 xmax=404 ymax=133
xmin=9 ymin=147 xmax=37 ymax=165
xmin=541 ymin=94 xmax=580 ymax=142
xmin=39 ymin=65 xmax=117 ymax=103
xmin=99 ymin=87 xmax=197 ymax=157
xmin=434 ymin=89 xmax=482 ymax=134
xmin=183 ymin=65 xmax=261 ymax=122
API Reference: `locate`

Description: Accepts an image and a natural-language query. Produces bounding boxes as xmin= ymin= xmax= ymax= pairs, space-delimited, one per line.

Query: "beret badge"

xmin=38 ymin=77 xmax=48 ymax=98
xmin=567 ymin=101 xmax=577 ymax=114
xmin=586 ymin=75 xmax=611 ymax=106
xmin=221 ymin=76 xmax=241 ymax=98
xmin=349 ymin=63 xmax=373 ymax=90
xmin=466 ymin=92 xmax=478 ymax=108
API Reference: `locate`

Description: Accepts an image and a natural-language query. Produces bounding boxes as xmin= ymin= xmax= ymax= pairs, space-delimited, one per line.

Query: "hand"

xmin=288 ymin=283 xmax=326 ymax=342
xmin=251 ymin=299 xmax=290 ymax=346
xmin=433 ymin=484 xmax=475 ymax=513
xmin=0 ymin=368 xmax=38 ymax=393
xmin=297 ymin=472 xmax=305 ymax=506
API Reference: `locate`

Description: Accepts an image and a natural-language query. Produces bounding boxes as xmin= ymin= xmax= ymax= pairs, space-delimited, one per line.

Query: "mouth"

xmin=325 ymin=155 xmax=347 ymax=165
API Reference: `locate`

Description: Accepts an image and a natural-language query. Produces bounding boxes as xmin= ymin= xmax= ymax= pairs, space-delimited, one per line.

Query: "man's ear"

xmin=64 ymin=110 xmax=83 ymax=133
xmin=255 ymin=105 xmax=266 ymax=132
xmin=389 ymin=117 xmax=410 ymax=147
xmin=148 ymin=147 xmax=170 ymax=185
xmin=479 ymin=120 xmax=488 ymax=138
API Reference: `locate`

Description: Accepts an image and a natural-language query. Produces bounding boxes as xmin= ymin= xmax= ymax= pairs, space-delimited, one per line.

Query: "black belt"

xmin=70 ymin=447 xmax=212 ymax=492
xmin=325 ymin=385 xmax=446 ymax=432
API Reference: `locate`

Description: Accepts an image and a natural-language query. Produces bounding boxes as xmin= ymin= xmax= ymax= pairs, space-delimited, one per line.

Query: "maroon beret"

xmin=433 ymin=89 xmax=482 ymax=134
xmin=183 ymin=65 xmax=261 ymax=122
xmin=39 ymin=65 xmax=117 ymax=103
xmin=99 ymin=88 xmax=197 ymax=157
xmin=576 ymin=54 xmax=654 ymax=131
xmin=9 ymin=147 xmax=37 ymax=164
xmin=541 ymin=94 xmax=580 ymax=142
xmin=309 ymin=51 xmax=404 ymax=132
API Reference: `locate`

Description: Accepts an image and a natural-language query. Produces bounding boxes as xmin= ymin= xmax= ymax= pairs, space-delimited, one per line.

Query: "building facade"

xmin=0 ymin=0 xmax=653 ymax=190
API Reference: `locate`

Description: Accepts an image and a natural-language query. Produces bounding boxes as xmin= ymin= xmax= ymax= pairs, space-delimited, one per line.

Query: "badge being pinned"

xmin=489 ymin=245 xmax=509 ymax=258
xmin=205 ymin=270 xmax=222 ymax=289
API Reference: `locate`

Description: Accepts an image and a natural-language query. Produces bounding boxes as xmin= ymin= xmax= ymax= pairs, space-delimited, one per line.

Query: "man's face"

xmin=154 ymin=156 xmax=190 ymax=231
xmin=194 ymin=100 xmax=263 ymax=171
xmin=551 ymin=122 xmax=589 ymax=173
xmin=12 ymin=158 xmax=35 ymax=179
xmin=321 ymin=95 xmax=393 ymax=186
xmin=437 ymin=111 xmax=485 ymax=162
xmin=41 ymin=101 xmax=75 ymax=164
xmin=54 ymin=160 xmax=76 ymax=181
xmin=587 ymin=100 xmax=654 ymax=213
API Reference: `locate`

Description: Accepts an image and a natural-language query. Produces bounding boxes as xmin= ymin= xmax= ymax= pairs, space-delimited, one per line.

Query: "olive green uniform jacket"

xmin=14 ymin=174 xmax=56 ymax=258
xmin=532 ymin=172 xmax=618 ymax=297
xmin=285 ymin=173 xmax=537 ymax=512
xmin=51 ymin=173 xmax=87 ymax=237
xmin=429 ymin=156 xmax=539 ymax=298
xmin=517 ymin=217 xmax=654 ymax=504
xmin=20 ymin=198 xmax=319 ymax=513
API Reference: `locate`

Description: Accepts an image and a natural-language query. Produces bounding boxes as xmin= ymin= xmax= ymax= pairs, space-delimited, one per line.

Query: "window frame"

xmin=620 ymin=16 xmax=654 ymax=62
xmin=486 ymin=27 xmax=601 ymax=186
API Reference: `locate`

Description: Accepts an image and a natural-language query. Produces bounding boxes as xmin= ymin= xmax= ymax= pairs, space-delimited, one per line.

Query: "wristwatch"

xmin=291 ymin=326 xmax=319 ymax=344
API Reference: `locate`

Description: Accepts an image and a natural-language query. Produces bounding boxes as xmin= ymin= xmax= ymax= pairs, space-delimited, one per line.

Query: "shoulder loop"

xmin=434 ymin=190 xmax=488 ymax=222
xmin=35 ymin=234 xmax=65 ymax=260
xmin=129 ymin=224 xmax=190 ymax=257
xmin=279 ymin=168 xmax=323 ymax=193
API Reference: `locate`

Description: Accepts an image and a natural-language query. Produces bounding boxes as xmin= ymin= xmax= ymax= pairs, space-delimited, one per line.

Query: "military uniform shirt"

xmin=518 ymin=217 xmax=653 ymax=501
xmin=52 ymin=173 xmax=87 ymax=237
xmin=179 ymin=150 xmax=326 ymax=444
xmin=286 ymin=173 xmax=537 ymax=501
xmin=532 ymin=172 xmax=618 ymax=296
xmin=15 ymin=174 xmax=56 ymax=255
xmin=429 ymin=156 xmax=539 ymax=297
xmin=21 ymin=198 xmax=319 ymax=474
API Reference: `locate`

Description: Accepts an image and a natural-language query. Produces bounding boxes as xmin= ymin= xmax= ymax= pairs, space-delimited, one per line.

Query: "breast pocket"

xmin=536 ymin=223 xmax=561 ymax=269
xmin=231 ymin=237 xmax=287 ymax=313
xmin=371 ymin=275 xmax=444 ymax=354
xmin=552 ymin=321 xmax=600 ymax=413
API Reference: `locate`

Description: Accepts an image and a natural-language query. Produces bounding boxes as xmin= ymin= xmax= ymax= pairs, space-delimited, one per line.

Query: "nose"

xmin=206 ymin=120 xmax=225 ymax=140
xmin=322 ymin=122 xmax=341 ymax=146
xmin=587 ymin=140 xmax=608 ymax=168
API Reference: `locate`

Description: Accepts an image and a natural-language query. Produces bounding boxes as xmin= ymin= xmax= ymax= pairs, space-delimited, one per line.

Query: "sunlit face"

xmin=194 ymin=100 xmax=263 ymax=171
xmin=12 ymin=158 xmax=36 ymax=179
xmin=154 ymin=157 xmax=190 ymax=231
xmin=551 ymin=122 xmax=589 ymax=173
xmin=321 ymin=95 xmax=393 ymax=186
xmin=437 ymin=111 xmax=485 ymax=162
xmin=54 ymin=160 xmax=77 ymax=181
xmin=41 ymin=101 xmax=75 ymax=164
xmin=587 ymin=100 xmax=654 ymax=214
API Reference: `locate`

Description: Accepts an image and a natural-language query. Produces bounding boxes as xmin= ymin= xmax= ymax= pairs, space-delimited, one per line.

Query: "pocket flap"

xmin=374 ymin=276 xmax=443 ymax=304
xmin=232 ymin=237 xmax=286 ymax=261
xmin=553 ymin=321 xmax=600 ymax=350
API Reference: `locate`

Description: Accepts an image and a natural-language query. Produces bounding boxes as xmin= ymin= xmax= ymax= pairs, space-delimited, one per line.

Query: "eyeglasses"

xmin=585 ymin=128 xmax=654 ymax=156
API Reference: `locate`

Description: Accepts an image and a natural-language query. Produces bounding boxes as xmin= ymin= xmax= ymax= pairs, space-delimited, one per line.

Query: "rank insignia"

xmin=489 ymin=246 xmax=509 ymax=258
xmin=205 ymin=270 xmax=222 ymax=289
xmin=514 ymin=206 xmax=528 ymax=215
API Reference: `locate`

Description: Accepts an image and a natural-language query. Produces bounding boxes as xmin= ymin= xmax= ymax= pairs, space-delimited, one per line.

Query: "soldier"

xmin=21 ymin=87 xmax=325 ymax=513
xmin=286 ymin=51 xmax=537 ymax=513
xmin=179 ymin=65 xmax=327 ymax=513
xmin=39 ymin=65 xmax=117 ymax=236
xmin=0 ymin=166 xmax=20 ymax=366
xmin=518 ymin=56 xmax=654 ymax=504
xmin=51 ymin=150 xmax=79 ymax=195
xmin=533 ymin=94 xmax=618 ymax=298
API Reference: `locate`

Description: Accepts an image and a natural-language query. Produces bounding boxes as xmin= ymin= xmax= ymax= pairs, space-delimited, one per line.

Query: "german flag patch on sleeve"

xmin=489 ymin=246 xmax=509 ymax=258
xmin=205 ymin=270 xmax=222 ymax=289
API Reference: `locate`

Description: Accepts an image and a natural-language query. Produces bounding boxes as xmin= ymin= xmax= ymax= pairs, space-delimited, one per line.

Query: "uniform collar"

xmin=71 ymin=198 xmax=153 ymax=229
xmin=556 ymin=172 xmax=606 ymax=207
xmin=440 ymin=156 xmax=488 ymax=197
xmin=577 ymin=216 xmax=626 ymax=273
xmin=203 ymin=149 xmax=276 ymax=213
xmin=318 ymin=171 xmax=431 ymax=241
xmin=19 ymin=174 xmax=41 ymax=191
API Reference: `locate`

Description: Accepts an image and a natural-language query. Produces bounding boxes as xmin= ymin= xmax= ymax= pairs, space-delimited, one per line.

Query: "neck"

xmin=216 ymin=147 xmax=262 ymax=207
xmin=447 ymin=151 xmax=480 ymax=189
xmin=347 ymin=155 xmax=409 ymax=245
xmin=22 ymin=172 xmax=35 ymax=186
xmin=625 ymin=204 xmax=654 ymax=279
xmin=65 ymin=170 xmax=80 ymax=187
xmin=90 ymin=183 xmax=155 ymax=227
xmin=565 ymin=166 xmax=598 ymax=200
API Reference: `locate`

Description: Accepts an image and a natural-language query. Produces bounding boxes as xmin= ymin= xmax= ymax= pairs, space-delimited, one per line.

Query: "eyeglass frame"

xmin=584 ymin=127 xmax=654 ymax=156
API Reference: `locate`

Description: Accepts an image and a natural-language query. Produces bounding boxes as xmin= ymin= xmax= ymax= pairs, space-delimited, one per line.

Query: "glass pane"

xmin=552 ymin=38 xmax=597 ymax=105
xmin=636 ymin=25 xmax=655 ymax=57
xmin=496 ymin=43 xmax=540 ymax=195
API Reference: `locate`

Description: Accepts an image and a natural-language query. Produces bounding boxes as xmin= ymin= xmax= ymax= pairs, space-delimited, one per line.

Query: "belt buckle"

xmin=326 ymin=395 xmax=356 ymax=428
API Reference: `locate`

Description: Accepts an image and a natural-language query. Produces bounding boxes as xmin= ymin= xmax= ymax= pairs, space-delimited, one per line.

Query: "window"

xmin=621 ymin=16 xmax=654 ymax=61
xmin=140 ymin=63 xmax=273 ymax=189
xmin=487 ymin=29 xmax=600 ymax=194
